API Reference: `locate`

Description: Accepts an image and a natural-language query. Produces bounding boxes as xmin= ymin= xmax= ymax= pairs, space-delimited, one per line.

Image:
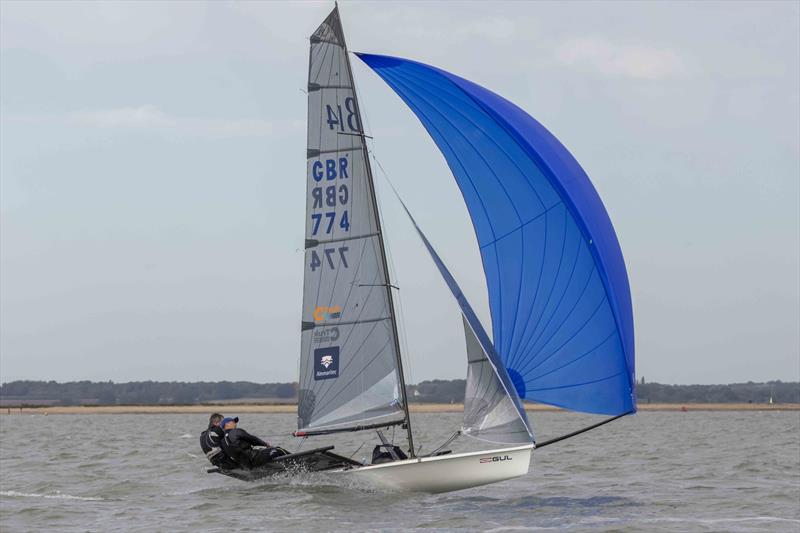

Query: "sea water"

xmin=1 ymin=411 xmax=798 ymax=532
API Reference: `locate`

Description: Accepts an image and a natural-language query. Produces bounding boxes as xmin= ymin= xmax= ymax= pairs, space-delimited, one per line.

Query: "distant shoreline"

xmin=1 ymin=402 xmax=798 ymax=415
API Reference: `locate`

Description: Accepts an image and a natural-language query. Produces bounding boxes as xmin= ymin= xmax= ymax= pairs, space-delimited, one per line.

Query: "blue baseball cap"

xmin=220 ymin=417 xmax=239 ymax=427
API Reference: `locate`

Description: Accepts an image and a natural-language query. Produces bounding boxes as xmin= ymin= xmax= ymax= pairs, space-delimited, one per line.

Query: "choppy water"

xmin=1 ymin=411 xmax=798 ymax=532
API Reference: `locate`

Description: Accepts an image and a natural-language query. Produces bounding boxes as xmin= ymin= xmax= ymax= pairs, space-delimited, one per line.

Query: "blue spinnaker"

xmin=357 ymin=53 xmax=636 ymax=415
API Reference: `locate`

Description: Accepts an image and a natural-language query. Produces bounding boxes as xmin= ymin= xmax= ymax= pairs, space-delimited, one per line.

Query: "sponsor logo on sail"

xmin=314 ymin=346 xmax=339 ymax=380
xmin=312 ymin=327 xmax=340 ymax=344
xmin=313 ymin=305 xmax=342 ymax=322
xmin=479 ymin=455 xmax=512 ymax=464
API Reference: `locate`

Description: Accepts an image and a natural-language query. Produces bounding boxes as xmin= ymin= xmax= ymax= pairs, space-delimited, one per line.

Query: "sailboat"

xmin=211 ymin=5 xmax=636 ymax=493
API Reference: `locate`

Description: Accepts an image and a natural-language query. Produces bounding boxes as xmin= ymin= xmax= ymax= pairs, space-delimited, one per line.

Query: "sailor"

xmin=219 ymin=417 xmax=287 ymax=469
xmin=200 ymin=413 xmax=238 ymax=470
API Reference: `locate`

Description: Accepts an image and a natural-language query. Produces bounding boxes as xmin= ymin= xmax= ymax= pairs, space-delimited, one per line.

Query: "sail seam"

xmin=516 ymin=289 xmax=607 ymax=378
xmin=529 ymin=329 xmax=617 ymax=382
xmin=478 ymin=202 xmax=562 ymax=250
xmin=509 ymin=227 xmax=583 ymax=370
xmin=525 ymin=370 xmax=624 ymax=393
xmin=509 ymin=233 xmax=587 ymax=370
xmin=507 ymin=205 xmax=570 ymax=369
xmin=513 ymin=262 xmax=598 ymax=376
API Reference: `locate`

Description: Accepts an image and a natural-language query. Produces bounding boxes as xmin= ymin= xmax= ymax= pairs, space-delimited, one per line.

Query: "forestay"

xmin=358 ymin=53 xmax=636 ymax=416
xmin=298 ymin=9 xmax=405 ymax=433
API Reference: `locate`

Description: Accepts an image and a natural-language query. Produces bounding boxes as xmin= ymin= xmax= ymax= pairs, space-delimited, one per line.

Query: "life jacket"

xmin=200 ymin=426 xmax=225 ymax=462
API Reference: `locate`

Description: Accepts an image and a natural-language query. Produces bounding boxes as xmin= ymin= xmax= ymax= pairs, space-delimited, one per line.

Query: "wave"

xmin=643 ymin=516 xmax=800 ymax=525
xmin=0 ymin=490 xmax=104 ymax=502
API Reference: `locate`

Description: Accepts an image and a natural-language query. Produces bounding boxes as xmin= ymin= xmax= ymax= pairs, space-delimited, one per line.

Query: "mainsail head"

xmin=298 ymin=9 xmax=406 ymax=434
xmin=358 ymin=53 xmax=636 ymax=416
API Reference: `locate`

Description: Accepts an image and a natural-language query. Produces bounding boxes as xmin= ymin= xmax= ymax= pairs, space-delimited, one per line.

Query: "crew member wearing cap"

xmin=219 ymin=417 xmax=286 ymax=469
xmin=200 ymin=413 xmax=238 ymax=470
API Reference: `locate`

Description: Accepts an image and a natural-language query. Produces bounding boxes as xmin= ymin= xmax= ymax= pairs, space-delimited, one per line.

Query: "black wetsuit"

xmin=221 ymin=428 xmax=284 ymax=469
xmin=200 ymin=425 xmax=238 ymax=469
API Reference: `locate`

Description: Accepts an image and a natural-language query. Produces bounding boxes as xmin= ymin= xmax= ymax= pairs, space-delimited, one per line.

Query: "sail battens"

xmin=308 ymin=83 xmax=353 ymax=92
xmin=309 ymin=37 xmax=341 ymax=46
xmin=306 ymin=232 xmax=380 ymax=248
xmin=306 ymin=316 xmax=391 ymax=329
xmin=299 ymin=8 xmax=406 ymax=433
xmin=307 ymin=147 xmax=358 ymax=158
xmin=294 ymin=418 xmax=405 ymax=436
xmin=358 ymin=53 xmax=636 ymax=416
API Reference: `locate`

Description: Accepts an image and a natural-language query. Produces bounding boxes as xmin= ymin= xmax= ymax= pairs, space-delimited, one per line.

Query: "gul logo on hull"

xmin=314 ymin=346 xmax=339 ymax=381
xmin=479 ymin=455 xmax=512 ymax=464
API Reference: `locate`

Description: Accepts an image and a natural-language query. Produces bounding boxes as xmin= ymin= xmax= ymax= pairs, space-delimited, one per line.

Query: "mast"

xmin=336 ymin=7 xmax=415 ymax=457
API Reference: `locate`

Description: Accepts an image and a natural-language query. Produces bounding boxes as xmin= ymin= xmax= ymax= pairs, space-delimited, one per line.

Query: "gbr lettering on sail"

xmin=307 ymin=94 xmax=363 ymax=274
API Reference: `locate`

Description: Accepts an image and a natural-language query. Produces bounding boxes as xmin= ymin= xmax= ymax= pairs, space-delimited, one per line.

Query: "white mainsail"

xmin=298 ymin=7 xmax=408 ymax=435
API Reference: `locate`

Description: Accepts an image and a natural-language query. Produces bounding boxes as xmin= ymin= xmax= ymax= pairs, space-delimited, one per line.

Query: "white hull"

xmin=340 ymin=443 xmax=533 ymax=493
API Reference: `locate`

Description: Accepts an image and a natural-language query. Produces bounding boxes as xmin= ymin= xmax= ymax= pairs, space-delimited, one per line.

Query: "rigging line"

xmin=426 ymin=431 xmax=461 ymax=457
xmin=348 ymin=440 xmax=367 ymax=461
xmin=359 ymin=86 xmax=416 ymax=397
xmin=377 ymin=180 xmax=416 ymax=392
xmin=344 ymin=42 xmax=414 ymax=455
xmin=533 ymin=410 xmax=633 ymax=450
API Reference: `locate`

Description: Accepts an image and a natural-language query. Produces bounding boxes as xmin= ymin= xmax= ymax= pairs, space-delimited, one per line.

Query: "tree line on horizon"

xmin=1 ymin=379 xmax=797 ymax=407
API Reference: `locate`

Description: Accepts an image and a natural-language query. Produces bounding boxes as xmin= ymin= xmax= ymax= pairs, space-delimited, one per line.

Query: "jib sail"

xmin=389 ymin=191 xmax=533 ymax=444
xmin=298 ymin=8 xmax=408 ymax=434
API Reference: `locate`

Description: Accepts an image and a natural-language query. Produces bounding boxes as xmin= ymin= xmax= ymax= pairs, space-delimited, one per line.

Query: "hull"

xmin=342 ymin=444 xmax=533 ymax=493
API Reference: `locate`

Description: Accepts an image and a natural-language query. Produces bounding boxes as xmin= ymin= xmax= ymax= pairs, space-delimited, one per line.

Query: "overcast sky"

xmin=1 ymin=1 xmax=798 ymax=385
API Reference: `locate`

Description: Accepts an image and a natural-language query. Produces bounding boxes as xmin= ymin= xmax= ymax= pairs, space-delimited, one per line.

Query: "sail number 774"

xmin=310 ymin=246 xmax=348 ymax=271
